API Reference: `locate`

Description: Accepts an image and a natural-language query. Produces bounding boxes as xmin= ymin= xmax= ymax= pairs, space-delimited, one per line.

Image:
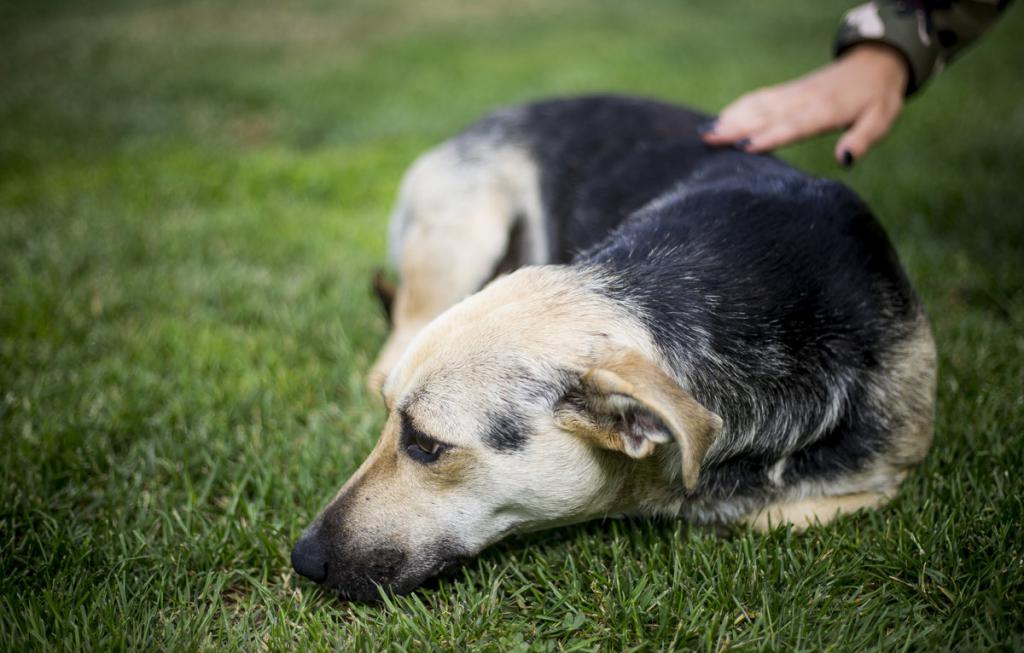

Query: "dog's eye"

xmin=407 ymin=432 xmax=446 ymax=463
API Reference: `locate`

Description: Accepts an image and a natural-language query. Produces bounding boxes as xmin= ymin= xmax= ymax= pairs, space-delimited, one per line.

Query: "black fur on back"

xmin=513 ymin=95 xmax=712 ymax=261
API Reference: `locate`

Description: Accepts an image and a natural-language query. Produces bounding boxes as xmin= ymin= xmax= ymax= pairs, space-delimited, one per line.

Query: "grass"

xmin=1 ymin=0 xmax=1022 ymax=649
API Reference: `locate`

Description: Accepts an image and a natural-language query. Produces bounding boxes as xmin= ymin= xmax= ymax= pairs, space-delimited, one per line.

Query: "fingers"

xmin=701 ymin=89 xmax=776 ymax=146
xmin=738 ymin=121 xmax=806 ymax=153
xmin=705 ymin=98 xmax=843 ymax=153
xmin=742 ymin=111 xmax=837 ymax=153
xmin=702 ymin=83 xmax=844 ymax=152
xmin=704 ymin=88 xmax=901 ymax=166
xmin=702 ymin=46 xmax=908 ymax=162
xmin=833 ymin=100 xmax=901 ymax=166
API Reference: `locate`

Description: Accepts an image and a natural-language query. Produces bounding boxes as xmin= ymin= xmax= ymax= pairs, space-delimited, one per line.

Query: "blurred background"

xmin=1 ymin=0 xmax=1021 ymax=649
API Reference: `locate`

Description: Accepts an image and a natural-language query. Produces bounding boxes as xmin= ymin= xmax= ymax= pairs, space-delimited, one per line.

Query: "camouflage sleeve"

xmin=834 ymin=1 xmax=1013 ymax=96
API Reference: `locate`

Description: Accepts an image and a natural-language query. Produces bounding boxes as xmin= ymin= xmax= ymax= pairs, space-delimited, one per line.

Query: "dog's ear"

xmin=555 ymin=350 xmax=723 ymax=491
xmin=371 ymin=268 xmax=397 ymax=324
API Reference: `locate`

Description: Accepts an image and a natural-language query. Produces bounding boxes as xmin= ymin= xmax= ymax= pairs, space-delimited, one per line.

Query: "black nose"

xmin=291 ymin=530 xmax=328 ymax=583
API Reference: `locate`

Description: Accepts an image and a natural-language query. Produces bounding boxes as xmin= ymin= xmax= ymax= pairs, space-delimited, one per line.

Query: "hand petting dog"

xmin=700 ymin=44 xmax=908 ymax=167
xmin=701 ymin=0 xmax=1010 ymax=166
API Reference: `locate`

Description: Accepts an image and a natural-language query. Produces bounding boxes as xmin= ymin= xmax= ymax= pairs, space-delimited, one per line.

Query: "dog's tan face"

xmin=291 ymin=268 xmax=722 ymax=600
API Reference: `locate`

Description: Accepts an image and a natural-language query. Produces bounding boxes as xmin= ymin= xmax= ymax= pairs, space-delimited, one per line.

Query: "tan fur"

xmin=368 ymin=228 xmax=510 ymax=392
xmin=384 ymin=267 xmax=664 ymax=403
xmin=557 ymin=349 xmax=723 ymax=490
xmin=322 ymin=410 xmax=482 ymax=554
xmin=743 ymin=491 xmax=893 ymax=532
xmin=332 ymin=413 xmax=400 ymax=504
xmin=879 ymin=312 xmax=937 ymax=470
xmin=368 ymin=142 xmax=546 ymax=392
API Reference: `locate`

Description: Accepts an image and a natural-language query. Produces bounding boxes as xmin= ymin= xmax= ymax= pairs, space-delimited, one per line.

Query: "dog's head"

xmin=291 ymin=268 xmax=722 ymax=600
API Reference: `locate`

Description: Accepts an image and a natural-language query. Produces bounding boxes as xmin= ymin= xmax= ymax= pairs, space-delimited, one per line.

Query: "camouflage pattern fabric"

xmin=834 ymin=0 xmax=1013 ymax=95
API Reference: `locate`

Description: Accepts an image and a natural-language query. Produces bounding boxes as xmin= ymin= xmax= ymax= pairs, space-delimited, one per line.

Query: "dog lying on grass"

xmin=291 ymin=95 xmax=936 ymax=600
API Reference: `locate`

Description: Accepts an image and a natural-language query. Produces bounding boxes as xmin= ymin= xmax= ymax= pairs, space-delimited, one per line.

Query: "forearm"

xmin=834 ymin=0 xmax=1012 ymax=96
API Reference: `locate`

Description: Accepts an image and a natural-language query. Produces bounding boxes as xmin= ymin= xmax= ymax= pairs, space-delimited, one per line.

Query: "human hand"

xmin=700 ymin=43 xmax=910 ymax=166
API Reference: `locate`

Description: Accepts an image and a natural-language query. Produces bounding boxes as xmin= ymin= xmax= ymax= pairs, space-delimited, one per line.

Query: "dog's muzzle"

xmin=290 ymin=523 xmax=469 ymax=601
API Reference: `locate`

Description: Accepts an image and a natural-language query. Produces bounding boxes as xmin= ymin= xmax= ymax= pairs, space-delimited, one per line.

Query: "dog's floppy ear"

xmin=555 ymin=350 xmax=723 ymax=491
xmin=371 ymin=268 xmax=397 ymax=324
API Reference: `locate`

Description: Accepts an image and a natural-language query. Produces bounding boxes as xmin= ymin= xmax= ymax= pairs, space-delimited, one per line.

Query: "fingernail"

xmin=841 ymin=150 xmax=855 ymax=168
xmin=696 ymin=120 xmax=717 ymax=135
xmin=735 ymin=138 xmax=752 ymax=150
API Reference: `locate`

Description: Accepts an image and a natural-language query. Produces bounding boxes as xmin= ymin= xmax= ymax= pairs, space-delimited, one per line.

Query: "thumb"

xmin=834 ymin=102 xmax=900 ymax=167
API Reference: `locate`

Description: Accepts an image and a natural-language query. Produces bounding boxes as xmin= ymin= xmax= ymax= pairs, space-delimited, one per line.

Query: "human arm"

xmin=701 ymin=0 xmax=1012 ymax=165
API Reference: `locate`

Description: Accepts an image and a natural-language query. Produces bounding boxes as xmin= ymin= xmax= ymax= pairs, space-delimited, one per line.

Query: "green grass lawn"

xmin=2 ymin=0 xmax=1022 ymax=649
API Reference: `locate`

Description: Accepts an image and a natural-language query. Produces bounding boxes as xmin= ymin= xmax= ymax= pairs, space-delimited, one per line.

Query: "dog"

xmin=291 ymin=95 xmax=937 ymax=600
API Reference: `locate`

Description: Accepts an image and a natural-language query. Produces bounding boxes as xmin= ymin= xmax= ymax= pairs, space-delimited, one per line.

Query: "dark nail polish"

xmin=842 ymin=150 xmax=855 ymax=168
xmin=735 ymin=138 xmax=752 ymax=150
xmin=696 ymin=120 xmax=717 ymax=135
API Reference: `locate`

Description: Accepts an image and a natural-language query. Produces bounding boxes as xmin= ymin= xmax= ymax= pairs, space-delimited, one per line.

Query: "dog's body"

xmin=293 ymin=95 xmax=937 ymax=600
